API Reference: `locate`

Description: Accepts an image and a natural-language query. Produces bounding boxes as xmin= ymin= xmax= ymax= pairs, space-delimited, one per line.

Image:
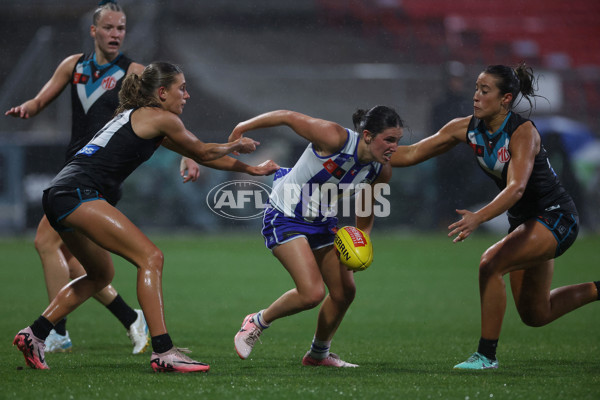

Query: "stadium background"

xmin=1 ymin=0 xmax=599 ymax=235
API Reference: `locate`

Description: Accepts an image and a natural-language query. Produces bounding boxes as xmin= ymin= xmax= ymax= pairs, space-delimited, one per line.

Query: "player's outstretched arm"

xmin=228 ymin=110 xmax=347 ymax=155
xmin=5 ymin=54 xmax=80 ymax=119
xmin=200 ymin=157 xmax=279 ymax=176
xmin=391 ymin=116 xmax=470 ymax=167
xmin=133 ymin=108 xmax=260 ymax=163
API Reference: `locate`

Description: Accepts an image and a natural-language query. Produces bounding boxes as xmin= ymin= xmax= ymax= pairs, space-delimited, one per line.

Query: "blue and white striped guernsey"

xmin=269 ymin=129 xmax=382 ymax=222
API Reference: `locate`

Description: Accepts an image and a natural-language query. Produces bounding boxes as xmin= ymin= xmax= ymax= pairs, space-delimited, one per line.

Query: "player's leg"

xmin=59 ymin=200 xmax=207 ymax=371
xmin=510 ymin=260 xmax=598 ymax=327
xmin=14 ymin=228 xmax=115 ymax=370
xmin=478 ymin=220 xmax=557 ymax=339
xmin=37 ymin=210 xmax=148 ymax=354
xmin=509 ymin=209 xmax=597 ymax=324
xmin=63 ymin=244 xmax=149 ymax=354
xmin=45 ymin=231 xmax=116 ymax=323
xmin=234 ymin=237 xmax=325 ymax=359
xmin=302 ymin=245 xmax=358 ymax=367
xmin=34 ymin=216 xmax=70 ymax=307
xmin=34 ymin=216 xmax=74 ymax=352
xmin=455 ymin=220 xmax=555 ymax=369
xmin=266 ymin=238 xmax=327 ymax=321
xmin=314 ymin=245 xmax=355 ymax=341
xmin=14 ymin=218 xmax=95 ymax=369
xmin=58 ymin=200 xmax=165 ymax=336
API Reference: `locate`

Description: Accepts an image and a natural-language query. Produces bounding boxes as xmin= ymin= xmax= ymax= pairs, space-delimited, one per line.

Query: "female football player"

xmin=232 ymin=106 xmax=403 ymax=367
xmin=13 ymin=62 xmax=279 ymax=372
xmin=391 ymin=63 xmax=599 ymax=369
xmin=5 ymin=0 xmax=172 ymax=355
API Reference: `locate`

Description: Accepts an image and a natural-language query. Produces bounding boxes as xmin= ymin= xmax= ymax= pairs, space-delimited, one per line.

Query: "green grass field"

xmin=1 ymin=232 xmax=598 ymax=399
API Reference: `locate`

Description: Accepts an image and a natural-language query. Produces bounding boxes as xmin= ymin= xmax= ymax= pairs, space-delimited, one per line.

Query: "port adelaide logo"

xmin=206 ymin=180 xmax=271 ymax=220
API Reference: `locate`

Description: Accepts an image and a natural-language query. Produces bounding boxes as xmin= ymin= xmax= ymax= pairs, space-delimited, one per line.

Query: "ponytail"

xmin=115 ymin=62 xmax=183 ymax=114
xmin=484 ymin=62 xmax=538 ymax=112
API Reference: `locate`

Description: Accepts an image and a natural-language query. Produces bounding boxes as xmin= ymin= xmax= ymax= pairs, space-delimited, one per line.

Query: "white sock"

xmin=255 ymin=310 xmax=270 ymax=330
xmin=308 ymin=337 xmax=331 ymax=360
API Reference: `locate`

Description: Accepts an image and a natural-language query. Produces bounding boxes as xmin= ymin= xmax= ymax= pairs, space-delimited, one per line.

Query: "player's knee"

xmin=478 ymin=251 xmax=502 ymax=281
xmin=345 ymin=284 xmax=356 ymax=304
xmin=34 ymin=226 xmax=59 ymax=255
xmin=518 ymin=311 xmax=548 ymax=327
xmin=143 ymin=247 xmax=165 ymax=275
xmin=517 ymin=305 xmax=552 ymax=327
xmin=300 ymin=286 xmax=327 ymax=309
xmin=329 ymin=283 xmax=356 ymax=306
xmin=87 ymin=268 xmax=115 ymax=291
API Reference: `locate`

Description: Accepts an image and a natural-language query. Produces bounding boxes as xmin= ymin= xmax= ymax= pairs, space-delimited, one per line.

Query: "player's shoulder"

xmin=127 ymin=62 xmax=145 ymax=76
xmin=51 ymin=53 xmax=84 ymax=82
xmin=436 ymin=115 xmax=472 ymax=139
xmin=447 ymin=115 xmax=472 ymax=128
xmin=59 ymin=53 xmax=85 ymax=70
xmin=137 ymin=106 xmax=181 ymax=128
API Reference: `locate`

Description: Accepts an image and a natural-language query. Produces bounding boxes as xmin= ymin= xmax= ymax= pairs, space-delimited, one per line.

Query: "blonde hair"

xmin=93 ymin=1 xmax=124 ymax=26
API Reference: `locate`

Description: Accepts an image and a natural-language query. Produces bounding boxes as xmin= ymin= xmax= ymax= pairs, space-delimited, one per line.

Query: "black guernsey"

xmin=48 ymin=109 xmax=163 ymax=205
xmin=466 ymin=112 xmax=574 ymax=219
xmin=67 ymin=52 xmax=133 ymax=161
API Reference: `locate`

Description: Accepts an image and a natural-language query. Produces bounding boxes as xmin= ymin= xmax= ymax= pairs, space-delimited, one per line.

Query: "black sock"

xmin=151 ymin=334 xmax=173 ymax=354
xmin=54 ymin=318 xmax=67 ymax=336
xmin=477 ymin=337 xmax=498 ymax=361
xmin=30 ymin=316 xmax=54 ymax=341
xmin=106 ymin=295 xmax=138 ymax=329
xmin=594 ymin=281 xmax=600 ymax=300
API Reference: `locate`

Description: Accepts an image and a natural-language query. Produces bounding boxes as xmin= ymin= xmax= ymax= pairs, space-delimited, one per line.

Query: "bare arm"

xmin=200 ymin=156 xmax=280 ymax=176
xmin=5 ymin=54 xmax=81 ymax=119
xmin=228 ymin=110 xmax=347 ymax=155
xmin=179 ymin=156 xmax=279 ymax=182
xmin=391 ymin=116 xmax=470 ymax=167
xmin=448 ymin=121 xmax=539 ymax=242
xmin=132 ymin=107 xmax=260 ymax=163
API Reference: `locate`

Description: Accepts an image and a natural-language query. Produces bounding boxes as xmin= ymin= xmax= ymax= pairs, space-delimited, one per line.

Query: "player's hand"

xmin=248 ymin=160 xmax=280 ymax=176
xmin=235 ymin=137 xmax=259 ymax=154
xmin=448 ymin=209 xmax=482 ymax=243
xmin=228 ymin=126 xmax=245 ymax=156
xmin=180 ymin=157 xmax=200 ymax=183
xmin=5 ymin=105 xmax=30 ymax=119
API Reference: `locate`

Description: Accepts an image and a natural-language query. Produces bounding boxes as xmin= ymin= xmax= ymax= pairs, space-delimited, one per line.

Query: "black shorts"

xmin=42 ymin=186 xmax=107 ymax=232
xmin=508 ymin=202 xmax=579 ymax=258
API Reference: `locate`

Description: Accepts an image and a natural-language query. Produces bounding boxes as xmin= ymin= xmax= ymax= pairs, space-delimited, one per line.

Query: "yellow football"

xmin=334 ymin=226 xmax=373 ymax=271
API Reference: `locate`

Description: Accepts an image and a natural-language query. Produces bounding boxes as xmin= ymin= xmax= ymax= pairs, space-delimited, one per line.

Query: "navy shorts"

xmin=261 ymin=206 xmax=338 ymax=250
xmin=42 ymin=186 xmax=107 ymax=232
xmin=509 ymin=202 xmax=579 ymax=258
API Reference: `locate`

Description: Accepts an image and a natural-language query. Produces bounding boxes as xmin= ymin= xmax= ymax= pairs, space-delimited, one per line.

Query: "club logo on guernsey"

xmin=102 ymin=76 xmax=117 ymax=90
xmin=497 ymin=146 xmax=510 ymax=163
xmin=75 ymin=62 xmax=125 ymax=114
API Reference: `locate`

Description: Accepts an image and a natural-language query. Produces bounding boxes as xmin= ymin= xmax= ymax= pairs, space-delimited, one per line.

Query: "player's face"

xmin=162 ymin=74 xmax=190 ymax=115
xmin=473 ymin=73 xmax=510 ymax=120
xmin=92 ymin=11 xmax=127 ymax=59
xmin=366 ymin=126 xmax=402 ymax=164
